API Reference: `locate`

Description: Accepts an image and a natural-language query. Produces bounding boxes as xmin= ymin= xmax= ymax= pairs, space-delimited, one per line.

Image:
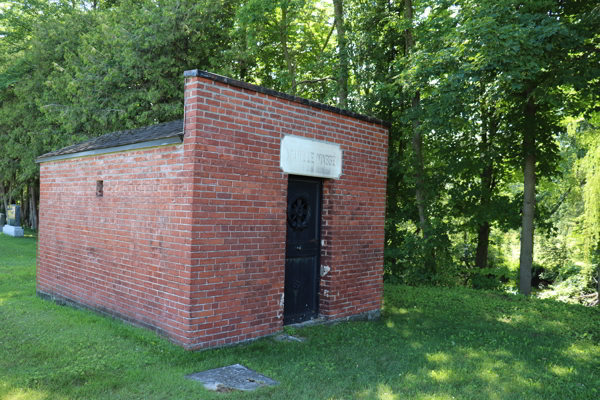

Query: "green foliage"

xmin=528 ymin=114 xmax=600 ymax=298
xmin=385 ymin=221 xmax=463 ymax=287
xmin=469 ymin=268 xmax=508 ymax=291
xmin=382 ymin=0 xmax=599 ymax=293
xmin=453 ymin=231 xmax=512 ymax=290
xmin=579 ymin=115 xmax=600 ymax=257
xmin=385 ymin=228 xmax=437 ymax=285
xmin=468 ymin=254 xmax=512 ymax=291
xmin=232 ymin=0 xmax=336 ymax=99
xmin=0 ymin=5 xmax=94 ymax=212
xmin=282 ymin=325 xmax=297 ymax=336
xmin=538 ymin=262 xmax=598 ymax=303
xmin=0 ymin=0 xmax=240 ymax=219
xmin=535 ymin=236 xmax=571 ymax=284
xmin=42 ymin=0 xmax=239 ymax=135
xmin=0 ymin=0 xmax=598 ymax=297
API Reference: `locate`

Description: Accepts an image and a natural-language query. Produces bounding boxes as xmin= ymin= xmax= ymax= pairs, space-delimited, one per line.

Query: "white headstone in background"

xmin=3 ymin=225 xmax=24 ymax=237
xmin=280 ymin=135 xmax=342 ymax=179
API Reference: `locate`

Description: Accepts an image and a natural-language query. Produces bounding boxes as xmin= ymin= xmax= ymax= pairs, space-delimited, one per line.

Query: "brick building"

xmin=36 ymin=70 xmax=389 ymax=350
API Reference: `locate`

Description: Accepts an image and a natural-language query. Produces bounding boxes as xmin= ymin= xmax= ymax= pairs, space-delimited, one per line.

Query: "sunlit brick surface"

xmin=37 ymin=73 xmax=388 ymax=350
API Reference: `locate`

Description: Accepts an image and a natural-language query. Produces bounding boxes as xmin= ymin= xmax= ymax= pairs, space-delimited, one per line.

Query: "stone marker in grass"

xmin=186 ymin=364 xmax=279 ymax=392
xmin=3 ymin=205 xmax=24 ymax=237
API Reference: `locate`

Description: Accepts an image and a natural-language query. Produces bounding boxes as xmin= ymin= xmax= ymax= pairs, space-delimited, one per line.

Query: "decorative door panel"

xmin=284 ymin=176 xmax=321 ymax=324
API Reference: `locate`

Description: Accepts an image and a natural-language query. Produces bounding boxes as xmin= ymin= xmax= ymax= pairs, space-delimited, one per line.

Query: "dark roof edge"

xmin=36 ymin=136 xmax=183 ymax=163
xmin=36 ymin=119 xmax=184 ymax=162
xmin=184 ymin=70 xmax=391 ymax=128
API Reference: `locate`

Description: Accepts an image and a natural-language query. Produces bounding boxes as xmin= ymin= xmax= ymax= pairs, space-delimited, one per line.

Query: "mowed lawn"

xmin=1 ymin=233 xmax=599 ymax=400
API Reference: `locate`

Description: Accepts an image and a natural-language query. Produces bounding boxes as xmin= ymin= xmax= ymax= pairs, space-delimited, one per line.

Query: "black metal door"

xmin=284 ymin=176 xmax=321 ymax=325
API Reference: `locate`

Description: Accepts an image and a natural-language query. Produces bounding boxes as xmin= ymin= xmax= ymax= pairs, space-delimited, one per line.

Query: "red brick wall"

xmin=320 ymin=135 xmax=388 ymax=320
xmin=183 ymin=73 xmax=388 ymax=349
xmin=36 ymin=144 xmax=194 ymax=343
xmin=37 ymin=71 xmax=388 ymax=350
xmin=183 ymin=77 xmax=288 ymax=349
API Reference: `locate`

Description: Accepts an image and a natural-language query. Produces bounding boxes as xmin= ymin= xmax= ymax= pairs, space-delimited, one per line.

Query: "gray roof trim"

xmin=36 ymin=136 xmax=182 ymax=163
xmin=184 ymin=70 xmax=391 ymax=128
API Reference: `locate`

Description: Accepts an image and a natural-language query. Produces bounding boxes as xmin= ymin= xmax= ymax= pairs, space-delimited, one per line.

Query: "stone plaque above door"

xmin=280 ymin=135 xmax=342 ymax=179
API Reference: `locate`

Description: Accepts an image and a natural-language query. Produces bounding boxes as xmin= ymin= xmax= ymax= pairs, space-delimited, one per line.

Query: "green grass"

xmin=1 ymin=234 xmax=599 ymax=400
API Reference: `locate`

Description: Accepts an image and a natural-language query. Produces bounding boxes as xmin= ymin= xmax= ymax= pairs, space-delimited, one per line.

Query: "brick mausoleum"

xmin=36 ymin=70 xmax=389 ymax=350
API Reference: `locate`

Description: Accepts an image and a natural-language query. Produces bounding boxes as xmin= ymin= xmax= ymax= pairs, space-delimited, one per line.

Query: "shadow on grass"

xmin=357 ymin=285 xmax=600 ymax=400
xmin=1 ymin=232 xmax=599 ymax=400
xmin=1 ymin=287 xmax=599 ymax=400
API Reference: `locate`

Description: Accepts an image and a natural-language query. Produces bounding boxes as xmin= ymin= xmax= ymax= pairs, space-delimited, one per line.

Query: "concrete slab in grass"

xmin=186 ymin=364 xmax=279 ymax=392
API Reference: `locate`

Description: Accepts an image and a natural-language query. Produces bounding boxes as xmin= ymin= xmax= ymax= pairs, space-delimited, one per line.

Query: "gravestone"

xmin=3 ymin=205 xmax=24 ymax=237
xmin=7 ymin=205 xmax=20 ymax=225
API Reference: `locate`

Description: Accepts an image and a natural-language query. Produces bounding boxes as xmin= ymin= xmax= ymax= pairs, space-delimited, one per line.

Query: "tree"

xmin=0 ymin=0 xmax=241 ymax=228
xmin=333 ymin=0 xmax=348 ymax=108
xmin=40 ymin=0 xmax=240 ymax=136
xmin=0 ymin=3 xmax=94 ymax=227
xmin=344 ymin=0 xmax=435 ymax=283
xmin=508 ymin=1 xmax=598 ymax=295
xmin=579 ymin=114 xmax=600 ymax=295
xmin=402 ymin=0 xmax=599 ymax=293
xmin=402 ymin=0 xmax=441 ymax=276
xmin=234 ymin=0 xmax=336 ymax=100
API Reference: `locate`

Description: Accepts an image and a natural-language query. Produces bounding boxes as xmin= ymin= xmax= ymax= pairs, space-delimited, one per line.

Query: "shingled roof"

xmin=36 ymin=120 xmax=184 ymax=162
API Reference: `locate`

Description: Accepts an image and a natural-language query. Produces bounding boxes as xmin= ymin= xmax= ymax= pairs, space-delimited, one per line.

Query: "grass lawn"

xmin=1 ymin=233 xmax=599 ymax=400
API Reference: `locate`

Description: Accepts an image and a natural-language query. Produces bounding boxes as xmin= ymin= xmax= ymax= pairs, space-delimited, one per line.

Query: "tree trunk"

xmin=474 ymin=113 xmax=495 ymax=270
xmin=596 ymin=242 xmax=600 ymax=295
xmin=22 ymin=193 xmax=28 ymax=228
xmin=0 ymin=184 xmax=8 ymax=214
xmin=475 ymin=221 xmax=491 ymax=270
xmin=411 ymin=92 xmax=427 ymax=234
xmin=333 ymin=0 xmax=348 ymax=109
xmin=404 ymin=0 xmax=434 ymax=274
xmin=405 ymin=0 xmax=426 ymax=234
xmin=29 ymin=183 xmax=38 ymax=230
xmin=404 ymin=0 xmax=426 ymax=232
xmin=281 ymin=5 xmax=296 ymax=95
xmin=519 ymin=95 xmax=536 ymax=296
xmin=404 ymin=0 xmax=415 ymax=51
